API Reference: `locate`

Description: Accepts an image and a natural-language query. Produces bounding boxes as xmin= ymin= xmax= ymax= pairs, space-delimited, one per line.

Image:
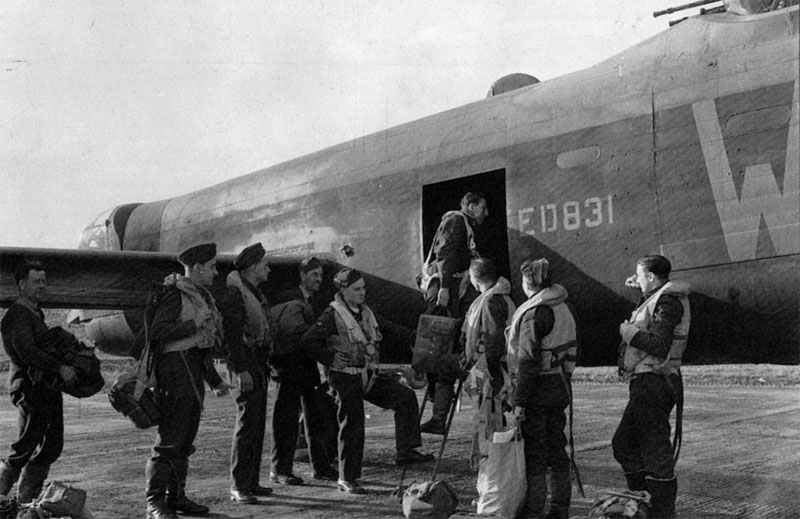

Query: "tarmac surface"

xmin=0 ymin=378 xmax=798 ymax=519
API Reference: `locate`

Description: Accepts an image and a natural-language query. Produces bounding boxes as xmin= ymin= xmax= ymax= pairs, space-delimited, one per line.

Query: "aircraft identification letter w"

xmin=693 ymin=80 xmax=799 ymax=262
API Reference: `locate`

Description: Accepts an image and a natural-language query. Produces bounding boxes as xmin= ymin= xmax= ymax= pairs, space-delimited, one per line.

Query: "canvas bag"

xmin=108 ymin=313 xmax=160 ymax=429
xmin=36 ymin=481 xmax=86 ymax=517
xmin=412 ymin=314 xmax=460 ymax=374
xmin=402 ymin=480 xmax=459 ymax=519
xmin=108 ymin=369 xmax=161 ymax=429
xmin=587 ymin=490 xmax=651 ymax=518
xmin=476 ymin=425 xmax=526 ymax=518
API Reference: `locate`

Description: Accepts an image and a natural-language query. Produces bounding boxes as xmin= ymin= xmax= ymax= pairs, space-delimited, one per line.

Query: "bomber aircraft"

xmin=1 ymin=0 xmax=799 ymax=367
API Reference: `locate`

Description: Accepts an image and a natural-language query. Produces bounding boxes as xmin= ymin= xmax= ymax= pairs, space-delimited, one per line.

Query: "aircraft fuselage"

xmin=81 ymin=7 xmax=800 ymax=363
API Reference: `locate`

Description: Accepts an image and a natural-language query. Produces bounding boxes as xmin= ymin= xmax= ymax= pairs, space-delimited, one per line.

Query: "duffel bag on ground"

xmin=37 ymin=480 xmax=86 ymax=517
xmin=402 ymin=480 xmax=459 ymax=519
xmin=108 ymin=371 xmax=160 ymax=429
xmin=587 ymin=490 xmax=650 ymax=518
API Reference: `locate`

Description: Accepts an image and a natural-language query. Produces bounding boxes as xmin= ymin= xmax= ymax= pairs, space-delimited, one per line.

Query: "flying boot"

xmin=518 ymin=471 xmax=547 ymax=519
xmin=545 ymin=471 xmax=571 ymax=519
xmin=420 ymin=382 xmax=453 ymax=435
xmin=0 ymin=461 xmax=20 ymax=496
xmin=16 ymin=463 xmax=49 ymax=505
xmin=645 ymin=475 xmax=677 ymax=519
xmin=145 ymin=460 xmax=178 ymax=519
xmin=165 ymin=459 xmax=208 ymax=515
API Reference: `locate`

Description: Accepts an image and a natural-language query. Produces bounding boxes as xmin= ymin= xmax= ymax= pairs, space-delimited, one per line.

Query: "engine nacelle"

xmin=81 ymin=311 xmax=137 ymax=357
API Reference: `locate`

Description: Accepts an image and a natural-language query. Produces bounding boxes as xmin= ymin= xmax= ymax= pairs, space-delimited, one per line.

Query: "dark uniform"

xmin=613 ymin=281 xmax=689 ymax=519
xmin=301 ymin=299 xmax=431 ymax=490
xmin=421 ymin=210 xmax=483 ymax=433
xmin=0 ymin=300 xmax=63 ymax=503
xmin=145 ymin=277 xmax=224 ymax=518
xmin=508 ymin=283 xmax=577 ymax=519
xmin=270 ymin=288 xmax=337 ymax=481
xmin=220 ymin=272 xmax=271 ymax=496
xmin=424 ymin=210 xmax=480 ymax=318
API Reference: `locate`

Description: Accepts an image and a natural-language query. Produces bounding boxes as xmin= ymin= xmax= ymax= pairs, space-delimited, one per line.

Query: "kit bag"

xmin=412 ymin=314 xmax=460 ymax=374
xmin=475 ymin=426 xmax=526 ymax=519
xmin=587 ymin=490 xmax=651 ymax=518
xmin=108 ymin=288 xmax=161 ymax=429
xmin=108 ymin=368 xmax=160 ymax=429
xmin=402 ymin=480 xmax=459 ymax=519
xmin=36 ymin=327 xmax=105 ymax=399
xmin=37 ymin=481 xmax=87 ymax=517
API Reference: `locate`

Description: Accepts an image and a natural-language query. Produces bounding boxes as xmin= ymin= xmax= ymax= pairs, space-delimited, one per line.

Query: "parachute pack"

xmin=107 ymin=285 xmax=164 ymax=429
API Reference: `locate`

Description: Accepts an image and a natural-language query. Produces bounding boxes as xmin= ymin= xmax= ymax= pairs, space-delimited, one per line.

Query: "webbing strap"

xmin=665 ymin=374 xmax=684 ymax=465
xmin=560 ymin=368 xmax=584 ymax=498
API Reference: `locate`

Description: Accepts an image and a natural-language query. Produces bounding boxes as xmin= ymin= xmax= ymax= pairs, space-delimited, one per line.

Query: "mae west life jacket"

xmin=328 ymin=295 xmax=382 ymax=390
xmin=463 ymin=277 xmax=515 ymax=364
xmin=161 ymin=277 xmax=223 ymax=354
xmin=226 ymin=270 xmax=270 ymax=351
xmin=506 ymin=283 xmax=577 ymax=378
xmin=620 ymin=280 xmax=691 ymax=379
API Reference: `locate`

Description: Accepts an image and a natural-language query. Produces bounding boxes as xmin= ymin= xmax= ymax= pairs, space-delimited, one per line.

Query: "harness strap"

xmin=559 ymin=367 xmax=585 ymax=498
xmin=664 ymin=373 xmax=684 ymax=465
xmin=179 ymin=350 xmax=205 ymax=409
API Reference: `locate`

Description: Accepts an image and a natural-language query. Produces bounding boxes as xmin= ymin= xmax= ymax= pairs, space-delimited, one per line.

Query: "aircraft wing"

xmin=0 ymin=247 xmax=284 ymax=309
xmin=0 ymin=246 xmax=425 ymax=362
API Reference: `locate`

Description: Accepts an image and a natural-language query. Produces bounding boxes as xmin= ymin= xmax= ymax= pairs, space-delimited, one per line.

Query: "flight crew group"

xmin=420 ymin=192 xmax=687 ymax=519
xmin=0 ymin=191 xmax=687 ymax=519
xmin=140 ymin=243 xmax=435 ymax=518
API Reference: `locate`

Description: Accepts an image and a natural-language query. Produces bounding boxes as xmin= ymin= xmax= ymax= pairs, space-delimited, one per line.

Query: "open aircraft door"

xmin=420 ymin=169 xmax=511 ymax=284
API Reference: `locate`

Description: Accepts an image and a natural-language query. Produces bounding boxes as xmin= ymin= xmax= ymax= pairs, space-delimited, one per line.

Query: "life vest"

xmin=161 ymin=277 xmax=223 ymax=354
xmin=462 ymin=277 xmax=515 ymax=364
xmin=620 ymin=281 xmax=691 ymax=379
xmin=226 ymin=271 xmax=270 ymax=351
xmin=506 ymin=283 xmax=577 ymax=377
xmin=329 ymin=295 xmax=382 ymax=389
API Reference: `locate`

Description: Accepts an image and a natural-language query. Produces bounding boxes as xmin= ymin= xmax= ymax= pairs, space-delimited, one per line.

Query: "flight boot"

xmin=16 ymin=463 xmax=49 ymax=505
xmin=0 ymin=461 xmax=20 ymax=496
xmin=645 ymin=475 xmax=677 ymax=519
xmin=518 ymin=471 xmax=547 ymax=519
xmin=420 ymin=382 xmax=453 ymax=435
xmin=625 ymin=470 xmax=647 ymax=491
xmin=166 ymin=459 xmax=208 ymax=515
xmin=146 ymin=460 xmax=178 ymax=519
xmin=545 ymin=471 xmax=571 ymax=519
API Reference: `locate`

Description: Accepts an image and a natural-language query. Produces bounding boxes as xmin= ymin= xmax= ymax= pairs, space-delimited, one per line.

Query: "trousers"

xmin=329 ymin=371 xmax=422 ymax=481
xmin=612 ymin=373 xmax=681 ymax=479
xmin=231 ymin=366 xmax=268 ymax=491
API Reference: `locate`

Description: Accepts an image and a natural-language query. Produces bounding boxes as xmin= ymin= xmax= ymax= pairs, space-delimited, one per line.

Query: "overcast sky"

xmin=1 ymin=1 xmax=690 ymax=248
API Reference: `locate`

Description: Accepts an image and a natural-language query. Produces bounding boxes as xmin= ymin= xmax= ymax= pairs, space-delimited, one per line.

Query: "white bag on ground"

xmin=476 ymin=426 xmax=526 ymax=518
